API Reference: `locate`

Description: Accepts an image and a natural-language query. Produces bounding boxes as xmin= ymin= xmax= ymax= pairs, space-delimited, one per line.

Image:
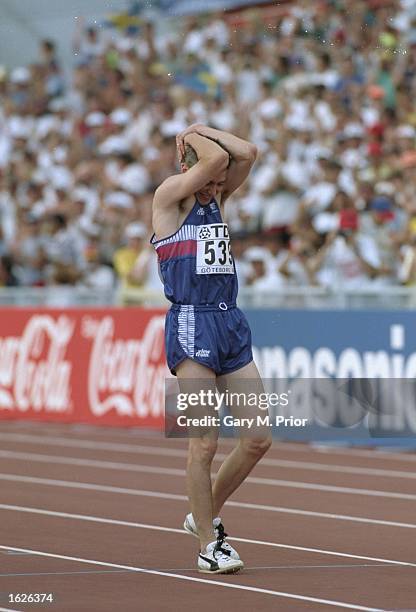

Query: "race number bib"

xmin=196 ymin=223 xmax=234 ymax=274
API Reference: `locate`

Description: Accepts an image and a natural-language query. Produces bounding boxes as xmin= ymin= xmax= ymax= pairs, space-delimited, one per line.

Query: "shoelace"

xmin=214 ymin=523 xmax=229 ymax=556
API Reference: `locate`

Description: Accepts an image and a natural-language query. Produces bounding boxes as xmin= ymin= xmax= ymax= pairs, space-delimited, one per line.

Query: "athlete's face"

xmin=195 ymin=170 xmax=227 ymax=205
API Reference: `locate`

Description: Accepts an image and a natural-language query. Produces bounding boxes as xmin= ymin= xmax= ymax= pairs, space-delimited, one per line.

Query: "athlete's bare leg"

xmin=176 ymin=359 xmax=219 ymax=552
xmin=212 ymin=360 xmax=272 ymax=517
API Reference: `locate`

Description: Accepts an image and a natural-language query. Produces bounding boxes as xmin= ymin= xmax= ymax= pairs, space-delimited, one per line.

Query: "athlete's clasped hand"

xmin=176 ymin=124 xmax=208 ymax=159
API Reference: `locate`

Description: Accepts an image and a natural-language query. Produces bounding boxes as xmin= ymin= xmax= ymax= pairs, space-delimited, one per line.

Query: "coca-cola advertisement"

xmin=0 ymin=309 xmax=169 ymax=429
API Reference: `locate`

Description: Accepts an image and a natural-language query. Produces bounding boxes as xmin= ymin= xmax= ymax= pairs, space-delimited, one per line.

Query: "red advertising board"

xmin=0 ymin=309 xmax=169 ymax=429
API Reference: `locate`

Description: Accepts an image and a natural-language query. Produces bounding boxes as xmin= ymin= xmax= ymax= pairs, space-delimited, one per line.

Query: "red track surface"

xmin=0 ymin=420 xmax=415 ymax=611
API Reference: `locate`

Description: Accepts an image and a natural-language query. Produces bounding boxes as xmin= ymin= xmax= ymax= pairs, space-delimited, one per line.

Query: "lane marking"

xmin=2 ymin=551 xmax=31 ymax=555
xmin=0 ymin=608 xmax=22 ymax=612
xmin=0 ymin=570 xmax=130 ymax=577
xmin=1 ymin=450 xmax=416 ymax=501
xmin=3 ymin=424 xmax=416 ymax=463
xmin=0 ymin=544 xmax=385 ymax=611
xmin=1 ymin=433 xmax=416 ymax=480
xmin=0 ymin=564 xmax=396 ymax=578
xmin=164 ymin=564 xmax=400 ymax=571
xmin=1 ymin=473 xmax=416 ymax=530
xmin=0 ymin=503 xmax=415 ymax=568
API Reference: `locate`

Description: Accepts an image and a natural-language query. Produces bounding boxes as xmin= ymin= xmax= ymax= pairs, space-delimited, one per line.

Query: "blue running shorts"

xmin=165 ymin=303 xmax=253 ymax=376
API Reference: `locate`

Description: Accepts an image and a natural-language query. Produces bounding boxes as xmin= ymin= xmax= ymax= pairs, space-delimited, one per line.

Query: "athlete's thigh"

xmin=176 ymin=358 xmax=216 ymax=381
xmin=216 ymin=360 xmax=264 ymax=396
xmin=217 ymin=361 xmax=271 ymax=440
xmin=176 ymin=359 xmax=219 ymax=442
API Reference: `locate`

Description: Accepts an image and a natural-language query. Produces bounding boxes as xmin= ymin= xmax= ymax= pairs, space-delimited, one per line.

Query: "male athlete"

xmin=151 ymin=124 xmax=272 ymax=573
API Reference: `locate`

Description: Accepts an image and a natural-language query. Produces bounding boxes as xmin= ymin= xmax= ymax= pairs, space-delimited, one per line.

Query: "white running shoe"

xmin=183 ymin=513 xmax=240 ymax=560
xmin=198 ymin=540 xmax=244 ymax=574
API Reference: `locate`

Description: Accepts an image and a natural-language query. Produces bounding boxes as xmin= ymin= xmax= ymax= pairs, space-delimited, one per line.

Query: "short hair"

xmin=183 ymin=144 xmax=198 ymax=168
xmin=182 ymin=142 xmax=232 ymax=169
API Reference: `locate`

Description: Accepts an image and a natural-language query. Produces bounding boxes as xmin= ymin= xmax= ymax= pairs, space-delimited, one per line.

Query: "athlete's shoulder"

xmin=154 ymin=173 xmax=201 ymax=212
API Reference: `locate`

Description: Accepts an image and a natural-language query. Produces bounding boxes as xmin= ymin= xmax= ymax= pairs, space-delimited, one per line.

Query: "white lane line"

xmin=171 ymin=564 xmax=396 ymax=571
xmin=1 ymin=450 xmax=416 ymax=501
xmin=0 ymin=608 xmax=22 ymax=612
xmin=312 ymin=445 xmax=416 ymax=463
xmin=0 ymin=570 xmax=130 ymax=577
xmin=1 ymin=473 xmax=415 ymax=530
xmin=0 ymin=563 xmax=395 ymax=574
xmin=3 ymin=424 xmax=416 ymax=463
xmin=256 ymin=459 xmax=416 ymax=480
xmin=0 ymin=544 xmax=385 ymax=611
xmin=0 ymin=449 xmax=183 ymax=477
xmin=1 ymin=433 xmax=416 ymax=480
xmin=227 ymin=501 xmax=416 ymax=530
xmin=0 ymin=503 xmax=415 ymax=568
xmin=245 ymin=476 xmax=416 ymax=500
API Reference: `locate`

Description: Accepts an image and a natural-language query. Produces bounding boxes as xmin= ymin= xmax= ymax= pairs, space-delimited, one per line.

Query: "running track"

xmin=0 ymin=420 xmax=415 ymax=611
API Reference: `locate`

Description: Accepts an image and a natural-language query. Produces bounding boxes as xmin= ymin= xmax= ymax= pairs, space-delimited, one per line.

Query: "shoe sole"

xmin=198 ymin=563 xmax=244 ymax=575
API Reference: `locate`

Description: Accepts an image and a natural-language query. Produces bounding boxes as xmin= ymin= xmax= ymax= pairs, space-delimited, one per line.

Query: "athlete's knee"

xmin=239 ymin=435 xmax=272 ymax=459
xmin=188 ymin=437 xmax=218 ymax=466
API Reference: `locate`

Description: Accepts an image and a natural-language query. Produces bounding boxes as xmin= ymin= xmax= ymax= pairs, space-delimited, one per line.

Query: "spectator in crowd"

xmin=113 ymin=222 xmax=147 ymax=289
xmin=0 ymin=255 xmax=18 ymax=287
xmin=12 ymin=214 xmax=47 ymax=286
xmin=81 ymin=230 xmax=115 ymax=290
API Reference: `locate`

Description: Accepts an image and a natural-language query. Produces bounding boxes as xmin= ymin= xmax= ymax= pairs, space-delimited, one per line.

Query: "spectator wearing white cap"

xmin=0 ymin=179 xmax=16 ymax=253
xmin=113 ymin=221 xmax=147 ymax=289
xmin=12 ymin=214 xmax=46 ymax=286
xmin=104 ymin=190 xmax=134 ymax=210
xmin=110 ymin=108 xmax=132 ymax=127
xmin=99 ymin=108 xmax=132 ymax=156
xmin=312 ymin=229 xmax=389 ymax=290
xmin=278 ymin=237 xmax=320 ymax=286
xmin=244 ymin=246 xmax=285 ymax=291
xmin=259 ymin=172 xmax=300 ymax=232
xmin=85 ymin=111 xmax=107 ymax=128
xmin=299 ymin=158 xmax=343 ymax=216
xmin=79 ymin=230 xmax=115 ymax=291
xmin=83 ymin=111 xmax=108 ymax=150
xmin=73 ymin=22 xmax=106 ymax=64
xmin=42 ymin=213 xmax=79 ymax=263
xmin=104 ymin=152 xmax=150 ymax=195
xmin=9 ymin=68 xmax=31 ymax=112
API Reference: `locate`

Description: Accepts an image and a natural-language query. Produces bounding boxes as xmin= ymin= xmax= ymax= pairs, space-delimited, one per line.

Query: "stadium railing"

xmin=1 ymin=286 xmax=416 ymax=309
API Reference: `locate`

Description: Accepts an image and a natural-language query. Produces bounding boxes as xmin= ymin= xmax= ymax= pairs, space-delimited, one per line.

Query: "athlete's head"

xmin=181 ymin=144 xmax=227 ymax=205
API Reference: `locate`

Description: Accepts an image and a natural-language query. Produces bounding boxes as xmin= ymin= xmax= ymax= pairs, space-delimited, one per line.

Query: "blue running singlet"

xmin=151 ymin=199 xmax=252 ymax=375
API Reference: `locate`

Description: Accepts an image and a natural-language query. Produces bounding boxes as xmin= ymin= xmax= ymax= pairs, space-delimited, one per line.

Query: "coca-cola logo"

xmin=82 ymin=315 xmax=168 ymax=418
xmin=0 ymin=315 xmax=74 ymax=413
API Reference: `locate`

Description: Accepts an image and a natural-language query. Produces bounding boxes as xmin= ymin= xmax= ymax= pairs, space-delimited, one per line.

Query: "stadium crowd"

xmin=2 ymin=0 xmax=416 ymax=296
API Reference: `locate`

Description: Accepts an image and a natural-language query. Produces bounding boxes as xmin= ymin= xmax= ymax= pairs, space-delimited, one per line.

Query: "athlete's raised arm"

xmin=176 ymin=124 xmax=257 ymax=203
xmin=153 ymin=133 xmax=229 ymax=211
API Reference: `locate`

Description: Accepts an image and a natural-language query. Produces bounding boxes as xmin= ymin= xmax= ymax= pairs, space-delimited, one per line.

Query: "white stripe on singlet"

xmin=154 ymin=225 xmax=197 ymax=249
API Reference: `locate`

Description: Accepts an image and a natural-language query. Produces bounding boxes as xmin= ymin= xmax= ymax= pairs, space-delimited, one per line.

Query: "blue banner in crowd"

xmin=244 ymin=310 xmax=416 ymax=446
